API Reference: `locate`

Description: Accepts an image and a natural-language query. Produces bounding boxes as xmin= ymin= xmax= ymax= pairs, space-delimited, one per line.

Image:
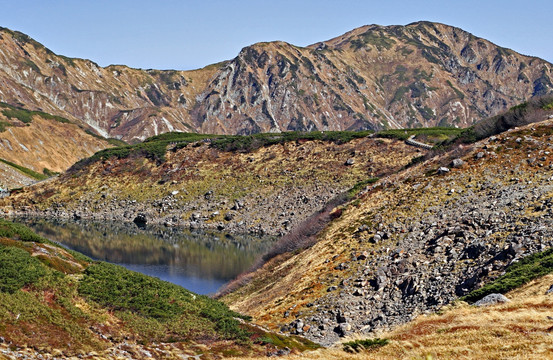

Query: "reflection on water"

xmin=17 ymin=218 xmax=275 ymax=295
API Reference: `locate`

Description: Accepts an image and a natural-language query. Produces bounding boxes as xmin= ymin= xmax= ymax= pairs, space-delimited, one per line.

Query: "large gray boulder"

xmin=474 ymin=293 xmax=510 ymax=307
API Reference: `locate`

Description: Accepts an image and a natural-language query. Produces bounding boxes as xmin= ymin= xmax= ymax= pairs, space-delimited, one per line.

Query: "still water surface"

xmin=17 ymin=218 xmax=275 ymax=295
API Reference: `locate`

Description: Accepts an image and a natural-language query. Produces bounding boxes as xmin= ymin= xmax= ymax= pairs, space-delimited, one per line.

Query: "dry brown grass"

xmin=0 ymin=116 xmax=111 ymax=173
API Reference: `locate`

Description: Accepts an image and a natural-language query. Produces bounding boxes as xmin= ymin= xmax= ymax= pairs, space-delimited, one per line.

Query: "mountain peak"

xmin=0 ymin=22 xmax=551 ymax=141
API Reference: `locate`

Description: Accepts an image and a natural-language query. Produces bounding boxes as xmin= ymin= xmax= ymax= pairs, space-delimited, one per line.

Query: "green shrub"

xmin=376 ymin=127 xmax=462 ymax=142
xmin=0 ymin=120 xmax=12 ymax=132
xmin=343 ymin=338 xmax=389 ymax=353
xmin=348 ymin=177 xmax=379 ymax=198
xmin=78 ymin=262 xmax=251 ymax=341
xmin=0 ymin=245 xmax=47 ymax=293
xmin=42 ymin=168 xmax=59 ymax=177
xmin=0 ymin=219 xmax=48 ymax=243
xmin=0 ymin=158 xmax=48 ymax=181
xmin=0 ymin=102 xmax=71 ymax=125
xmin=78 ymin=262 xmax=194 ymax=319
xmin=461 ymin=247 xmax=553 ymax=303
xmin=211 ymin=130 xmax=373 ymax=152
xmin=70 ymin=130 xmax=374 ymax=170
xmin=0 ymin=220 xmax=90 ymax=263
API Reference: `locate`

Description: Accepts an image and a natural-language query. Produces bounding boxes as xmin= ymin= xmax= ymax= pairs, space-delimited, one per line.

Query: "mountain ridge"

xmin=0 ymin=22 xmax=551 ymax=143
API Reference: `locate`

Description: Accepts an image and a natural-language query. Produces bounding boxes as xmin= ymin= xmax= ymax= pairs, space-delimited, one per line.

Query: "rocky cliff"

xmin=0 ymin=22 xmax=551 ymax=143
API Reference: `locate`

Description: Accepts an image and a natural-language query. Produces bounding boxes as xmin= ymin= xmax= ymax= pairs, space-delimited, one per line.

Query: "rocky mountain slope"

xmin=194 ymin=22 xmax=552 ymax=134
xmin=225 ymin=273 xmax=553 ymax=359
xmin=0 ymin=26 xmax=222 ymax=143
xmin=219 ymin=98 xmax=553 ymax=346
xmin=0 ymin=131 xmax=423 ymax=235
xmin=0 ymin=22 xmax=551 ymax=143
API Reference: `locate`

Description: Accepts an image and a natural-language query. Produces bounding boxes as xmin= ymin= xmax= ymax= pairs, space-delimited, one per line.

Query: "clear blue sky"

xmin=0 ymin=0 xmax=551 ymax=70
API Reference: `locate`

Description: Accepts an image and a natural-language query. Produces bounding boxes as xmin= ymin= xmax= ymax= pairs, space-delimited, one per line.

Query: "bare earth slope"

xmin=0 ymin=22 xmax=551 ymax=142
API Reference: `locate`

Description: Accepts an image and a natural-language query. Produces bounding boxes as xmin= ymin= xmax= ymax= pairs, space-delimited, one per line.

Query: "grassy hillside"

xmin=0 ymin=105 xmax=114 ymax=177
xmin=0 ymin=219 xmax=317 ymax=358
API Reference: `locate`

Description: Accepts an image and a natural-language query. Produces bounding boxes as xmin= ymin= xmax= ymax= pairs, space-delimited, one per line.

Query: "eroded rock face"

xmin=193 ymin=22 xmax=553 ymax=134
xmin=0 ymin=22 xmax=552 ymax=142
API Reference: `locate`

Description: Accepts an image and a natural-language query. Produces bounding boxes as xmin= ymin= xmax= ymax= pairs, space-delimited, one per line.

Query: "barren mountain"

xmin=0 ymin=22 xmax=551 ymax=142
xmin=0 ymin=26 xmax=222 ymax=143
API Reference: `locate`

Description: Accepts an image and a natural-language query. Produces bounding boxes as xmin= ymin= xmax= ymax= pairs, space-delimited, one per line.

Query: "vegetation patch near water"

xmin=0 ymin=219 xmax=313 ymax=355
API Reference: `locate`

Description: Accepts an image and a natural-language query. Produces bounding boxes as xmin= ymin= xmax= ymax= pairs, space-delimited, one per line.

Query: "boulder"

xmin=437 ymin=167 xmax=450 ymax=174
xmin=345 ymin=158 xmax=355 ymax=166
xmin=474 ymin=293 xmax=510 ymax=307
xmin=546 ymin=284 xmax=553 ymax=294
xmin=336 ymin=310 xmax=348 ymax=323
xmin=451 ymin=158 xmax=465 ymax=168
xmin=133 ymin=213 xmax=148 ymax=227
xmin=335 ymin=323 xmax=351 ymax=337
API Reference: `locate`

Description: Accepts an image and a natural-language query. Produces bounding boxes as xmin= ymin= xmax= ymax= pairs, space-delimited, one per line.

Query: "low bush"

xmin=0 ymin=219 xmax=48 ymax=243
xmin=0 ymin=102 xmax=71 ymax=124
xmin=211 ymin=130 xmax=373 ymax=152
xmin=0 ymin=245 xmax=47 ymax=293
xmin=342 ymin=338 xmax=389 ymax=353
xmin=70 ymin=130 xmax=374 ymax=171
xmin=79 ymin=262 xmax=251 ymax=341
xmin=376 ymin=127 xmax=463 ymax=142
xmin=0 ymin=158 xmax=48 ymax=181
xmin=461 ymin=247 xmax=553 ymax=303
xmin=347 ymin=177 xmax=379 ymax=198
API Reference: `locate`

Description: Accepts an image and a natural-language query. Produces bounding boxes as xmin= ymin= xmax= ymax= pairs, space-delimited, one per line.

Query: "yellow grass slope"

xmin=0 ymin=115 xmax=111 ymax=173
